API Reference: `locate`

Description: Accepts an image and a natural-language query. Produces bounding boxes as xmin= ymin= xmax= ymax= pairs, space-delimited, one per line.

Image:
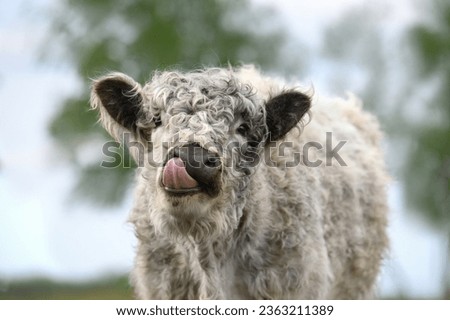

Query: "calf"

xmin=91 ymin=65 xmax=388 ymax=299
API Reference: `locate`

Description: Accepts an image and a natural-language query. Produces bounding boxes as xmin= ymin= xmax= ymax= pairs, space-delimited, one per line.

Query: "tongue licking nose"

xmin=162 ymin=157 xmax=199 ymax=190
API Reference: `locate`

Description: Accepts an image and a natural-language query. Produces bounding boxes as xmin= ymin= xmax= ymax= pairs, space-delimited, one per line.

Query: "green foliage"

xmin=410 ymin=1 xmax=450 ymax=78
xmin=402 ymin=0 xmax=450 ymax=296
xmin=406 ymin=0 xmax=450 ymax=228
xmin=46 ymin=0 xmax=287 ymax=205
xmin=49 ymin=97 xmax=103 ymax=155
xmin=405 ymin=126 xmax=450 ymax=225
xmin=74 ymin=162 xmax=135 ymax=206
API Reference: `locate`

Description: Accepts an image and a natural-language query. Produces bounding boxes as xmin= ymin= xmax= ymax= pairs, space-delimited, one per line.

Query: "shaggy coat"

xmin=91 ymin=65 xmax=388 ymax=299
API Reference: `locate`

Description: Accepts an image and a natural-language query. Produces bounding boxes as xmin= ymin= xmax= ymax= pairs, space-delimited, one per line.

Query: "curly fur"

xmin=91 ymin=65 xmax=389 ymax=299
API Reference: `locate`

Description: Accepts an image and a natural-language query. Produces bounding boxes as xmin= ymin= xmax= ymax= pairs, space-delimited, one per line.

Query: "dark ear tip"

xmin=269 ymin=90 xmax=311 ymax=105
xmin=92 ymin=74 xmax=143 ymax=131
xmin=94 ymin=77 xmax=135 ymax=101
xmin=93 ymin=78 xmax=114 ymax=94
xmin=92 ymin=72 xmax=140 ymax=95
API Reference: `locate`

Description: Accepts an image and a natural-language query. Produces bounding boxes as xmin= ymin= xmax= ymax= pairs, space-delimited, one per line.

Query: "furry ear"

xmin=91 ymin=73 xmax=145 ymax=140
xmin=265 ymin=91 xmax=311 ymax=142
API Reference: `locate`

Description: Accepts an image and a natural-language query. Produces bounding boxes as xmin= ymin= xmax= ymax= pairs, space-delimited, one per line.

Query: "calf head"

xmin=91 ymin=68 xmax=310 ymax=240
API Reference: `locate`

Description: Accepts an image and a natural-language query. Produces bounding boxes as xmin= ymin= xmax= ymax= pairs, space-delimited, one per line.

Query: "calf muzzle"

xmin=162 ymin=143 xmax=221 ymax=196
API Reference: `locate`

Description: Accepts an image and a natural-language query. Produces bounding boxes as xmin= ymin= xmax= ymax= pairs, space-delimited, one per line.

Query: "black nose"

xmin=171 ymin=143 xmax=221 ymax=188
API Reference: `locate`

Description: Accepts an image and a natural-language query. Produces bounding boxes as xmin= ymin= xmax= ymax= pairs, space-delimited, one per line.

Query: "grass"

xmin=1 ymin=276 xmax=447 ymax=299
xmin=0 ymin=275 xmax=134 ymax=300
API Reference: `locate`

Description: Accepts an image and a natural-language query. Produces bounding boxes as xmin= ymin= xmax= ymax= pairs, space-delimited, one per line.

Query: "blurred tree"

xmin=45 ymin=0 xmax=291 ymax=206
xmin=407 ymin=0 xmax=450 ymax=232
xmin=407 ymin=0 xmax=450 ymax=297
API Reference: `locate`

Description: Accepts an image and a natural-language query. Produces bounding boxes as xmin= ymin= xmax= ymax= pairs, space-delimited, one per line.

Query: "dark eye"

xmin=236 ymin=123 xmax=250 ymax=136
xmin=154 ymin=117 xmax=162 ymax=127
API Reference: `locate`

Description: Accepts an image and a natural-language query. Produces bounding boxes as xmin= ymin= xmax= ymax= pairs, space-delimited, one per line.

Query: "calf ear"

xmin=265 ymin=91 xmax=311 ymax=142
xmin=90 ymin=73 xmax=145 ymax=140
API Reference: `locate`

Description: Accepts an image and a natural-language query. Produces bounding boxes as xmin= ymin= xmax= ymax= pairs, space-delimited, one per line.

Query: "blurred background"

xmin=0 ymin=0 xmax=448 ymax=299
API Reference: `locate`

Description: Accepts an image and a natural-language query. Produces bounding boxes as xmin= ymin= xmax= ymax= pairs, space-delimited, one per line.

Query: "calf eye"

xmin=236 ymin=123 xmax=250 ymax=136
xmin=154 ymin=117 xmax=162 ymax=127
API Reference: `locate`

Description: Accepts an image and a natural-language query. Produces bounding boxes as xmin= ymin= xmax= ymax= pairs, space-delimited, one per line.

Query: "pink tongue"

xmin=162 ymin=158 xmax=199 ymax=189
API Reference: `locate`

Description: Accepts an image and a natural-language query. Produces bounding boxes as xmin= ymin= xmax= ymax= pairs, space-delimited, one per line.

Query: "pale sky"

xmin=0 ymin=0 xmax=447 ymax=298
